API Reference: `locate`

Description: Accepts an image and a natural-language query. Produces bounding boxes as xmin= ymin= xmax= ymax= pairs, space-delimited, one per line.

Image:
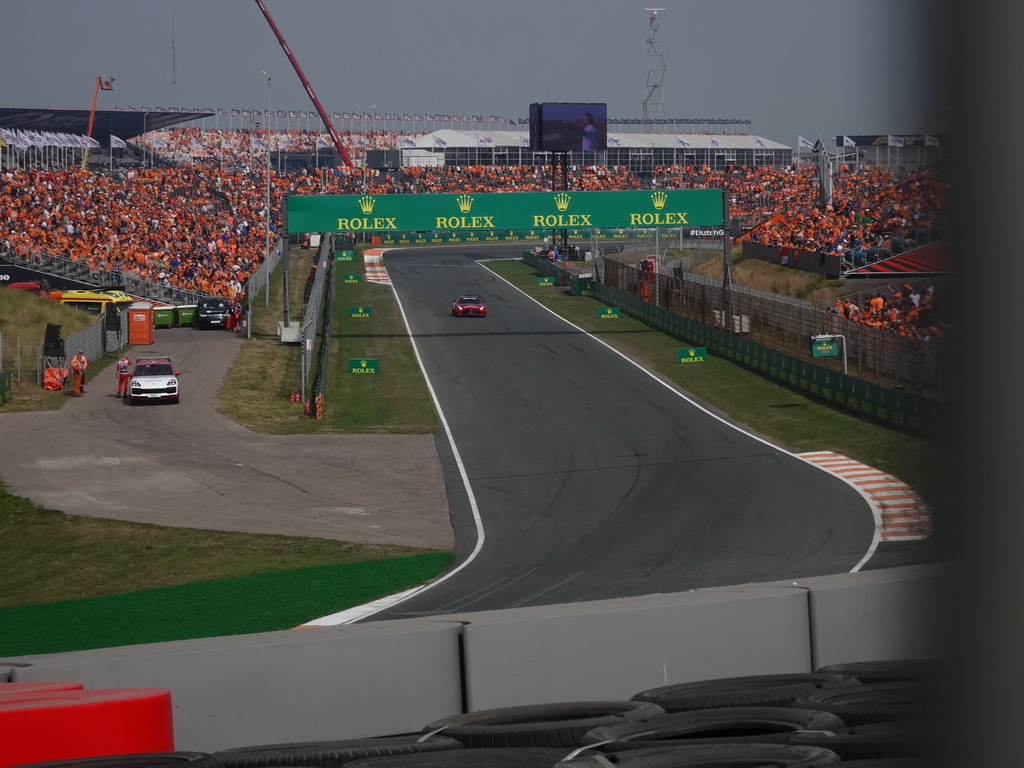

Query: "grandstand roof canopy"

xmin=0 ymin=107 xmax=212 ymax=141
xmin=409 ymin=129 xmax=789 ymax=151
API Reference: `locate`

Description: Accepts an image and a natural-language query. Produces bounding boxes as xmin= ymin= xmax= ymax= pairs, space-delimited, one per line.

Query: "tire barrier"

xmin=813 ymin=659 xmax=938 ymax=685
xmin=787 ymin=719 xmax=937 ymax=762
xmin=630 ymin=673 xmax=862 ymax=713
xmin=787 ymin=681 xmax=936 ymax=728
xmin=214 ymin=734 xmax=464 ymax=768
xmin=422 ymin=701 xmax=667 ymax=749
xmin=580 ymin=707 xmax=846 ymax=751
xmin=561 ymin=744 xmax=843 ymax=767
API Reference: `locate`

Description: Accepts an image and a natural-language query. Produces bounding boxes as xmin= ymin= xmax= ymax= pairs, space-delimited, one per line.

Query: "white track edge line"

xmin=303 ymin=250 xmax=486 ymax=626
xmin=480 ymin=260 xmax=883 ymax=573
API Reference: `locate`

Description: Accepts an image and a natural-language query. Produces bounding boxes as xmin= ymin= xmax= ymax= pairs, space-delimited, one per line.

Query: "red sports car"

xmin=452 ymin=295 xmax=487 ymax=317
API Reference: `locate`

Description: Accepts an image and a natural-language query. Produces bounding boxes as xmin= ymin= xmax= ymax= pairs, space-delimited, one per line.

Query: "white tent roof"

xmin=404 ymin=129 xmax=789 ymax=151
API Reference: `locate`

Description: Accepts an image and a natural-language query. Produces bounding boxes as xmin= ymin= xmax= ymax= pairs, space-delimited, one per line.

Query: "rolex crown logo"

xmin=651 ymin=191 xmax=668 ymax=210
xmin=359 ymin=195 xmax=376 ymax=215
xmin=553 ymin=193 xmax=571 ymax=212
xmin=457 ymin=194 xmax=474 ymax=213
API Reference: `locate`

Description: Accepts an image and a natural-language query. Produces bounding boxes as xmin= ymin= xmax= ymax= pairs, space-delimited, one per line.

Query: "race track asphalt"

xmin=369 ymin=246 xmax=877 ymax=618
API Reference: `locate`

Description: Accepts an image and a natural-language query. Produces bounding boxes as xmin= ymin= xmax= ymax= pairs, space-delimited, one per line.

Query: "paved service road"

xmin=372 ymin=246 xmax=876 ymax=618
xmin=0 ymin=325 xmax=453 ymax=550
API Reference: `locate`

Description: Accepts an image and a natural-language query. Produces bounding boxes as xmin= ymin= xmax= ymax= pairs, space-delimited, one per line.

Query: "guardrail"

xmin=300 ymin=237 xmax=332 ymax=410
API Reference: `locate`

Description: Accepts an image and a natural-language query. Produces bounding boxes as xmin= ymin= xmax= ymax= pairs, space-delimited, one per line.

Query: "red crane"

xmin=254 ymin=0 xmax=354 ymax=168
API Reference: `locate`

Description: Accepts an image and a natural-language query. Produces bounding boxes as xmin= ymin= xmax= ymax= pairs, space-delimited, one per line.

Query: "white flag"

xmin=151 ymin=136 xmax=168 ymax=149
xmin=710 ymin=138 xmax=721 ymax=147
xmin=250 ymin=136 xmax=267 ymax=150
xmin=399 ymin=136 xmax=416 ymax=148
xmin=607 ymin=136 xmax=621 ymax=146
xmin=221 ymin=138 xmax=232 ymax=150
xmin=675 ymin=136 xmax=689 ymax=148
xmin=520 ymin=134 xmax=529 ymax=147
xmin=316 ymin=135 xmax=332 ymax=149
xmin=433 ymin=135 xmax=447 ymax=149
xmin=925 ymin=134 xmax=941 ymax=147
xmin=754 ymin=137 xmax=766 ymax=148
xmin=477 ymin=135 xmax=493 ymax=147
xmin=81 ymin=135 xmax=101 ymax=149
xmin=888 ymin=135 xmax=904 ymax=147
xmin=843 ymin=135 xmax=856 ymax=147
xmin=190 ymin=137 xmax=205 ymax=151
xmin=798 ymin=135 xmax=813 ymax=149
xmin=110 ymin=135 xmax=128 ymax=149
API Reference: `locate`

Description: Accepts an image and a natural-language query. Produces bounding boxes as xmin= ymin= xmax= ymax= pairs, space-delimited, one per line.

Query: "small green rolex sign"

xmin=538 ymin=276 xmax=555 ymax=286
xmin=811 ymin=338 xmax=839 ymax=357
xmin=349 ymin=306 xmax=372 ymax=318
xmin=336 ymin=250 xmax=355 ymax=261
xmin=348 ymin=358 xmax=379 ymax=374
xmin=677 ymin=346 xmax=708 ymax=364
xmin=342 ymin=273 xmax=361 ymax=283
xmin=599 ymin=307 xmax=621 ymax=319
xmin=573 ymin=280 xmax=596 ymax=297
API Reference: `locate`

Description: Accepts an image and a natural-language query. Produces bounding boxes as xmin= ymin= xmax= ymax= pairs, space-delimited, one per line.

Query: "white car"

xmin=128 ymin=356 xmax=180 ymax=405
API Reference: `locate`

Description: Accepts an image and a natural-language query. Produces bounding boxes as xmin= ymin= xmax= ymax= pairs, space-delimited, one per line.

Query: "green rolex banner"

xmin=287 ymin=189 xmax=724 ymax=234
xmin=599 ymin=307 xmax=621 ymax=319
xmin=349 ymin=307 xmax=372 ymax=318
xmin=677 ymin=346 xmax=708 ymax=364
xmin=348 ymin=358 xmax=379 ymax=374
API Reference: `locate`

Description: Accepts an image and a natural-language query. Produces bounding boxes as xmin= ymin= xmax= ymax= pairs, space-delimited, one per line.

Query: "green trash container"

xmin=153 ymin=307 xmax=175 ymax=329
xmin=175 ymin=305 xmax=197 ymax=327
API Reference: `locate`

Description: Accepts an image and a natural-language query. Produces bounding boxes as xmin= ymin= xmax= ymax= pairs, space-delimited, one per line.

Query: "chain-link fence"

xmin=603 ymin=258 xmax=939 ymax=395
xmin=300 ymin=236 xmax=332 ymax=410
xmin=0 ymin=310 xmax=127 ymax=392
xmin=242 ymin=235 xmax=287 ymax=312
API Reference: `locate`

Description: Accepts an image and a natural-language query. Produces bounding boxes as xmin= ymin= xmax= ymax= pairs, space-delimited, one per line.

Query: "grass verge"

xmin=0 ymin=480 xmax=454 ymax=655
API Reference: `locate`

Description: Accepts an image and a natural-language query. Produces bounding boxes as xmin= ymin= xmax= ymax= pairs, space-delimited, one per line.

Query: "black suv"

xmin=194 ymin=297 xmax=230 ymax=330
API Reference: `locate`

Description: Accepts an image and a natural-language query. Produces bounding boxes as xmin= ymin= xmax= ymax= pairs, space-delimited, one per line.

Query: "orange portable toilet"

xmin=127 ymin=302 xmax=155 ymax=345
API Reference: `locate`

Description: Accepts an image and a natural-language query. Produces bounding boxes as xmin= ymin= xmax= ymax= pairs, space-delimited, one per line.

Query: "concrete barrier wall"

xmin=3 ymin=564 xmax=943 ymax=752
xmin=457 ymin=586 xmax=812 ymax=710
xmin=6 ymin=619 xmax=466 ymax=753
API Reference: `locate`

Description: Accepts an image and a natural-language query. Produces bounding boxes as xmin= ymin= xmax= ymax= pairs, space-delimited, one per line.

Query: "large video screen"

xmin=529 ymin=102 xmax=608 ymax=152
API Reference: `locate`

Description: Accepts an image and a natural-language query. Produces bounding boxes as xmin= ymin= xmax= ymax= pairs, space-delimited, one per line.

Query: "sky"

xmin=4 ymin=0 xmax=949 ymax=147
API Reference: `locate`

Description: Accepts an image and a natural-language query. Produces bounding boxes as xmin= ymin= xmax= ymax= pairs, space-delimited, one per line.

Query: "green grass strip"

xmin=0 ymin=552 xmax=454 ymax=656
xmin=321 ymin=254 xmax=438 ymax=433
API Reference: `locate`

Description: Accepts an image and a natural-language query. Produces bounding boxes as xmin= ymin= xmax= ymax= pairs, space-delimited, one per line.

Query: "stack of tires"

xmin=9 ymin=659 xmax=939 ymax=768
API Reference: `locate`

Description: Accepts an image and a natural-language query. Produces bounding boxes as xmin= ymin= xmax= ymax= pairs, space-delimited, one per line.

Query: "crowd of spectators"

xmin=651 ymin=163 xmax=948 ymax=263
xmin=1 ymin=128 xmax=949 ymax=324
xmin=831 ymin=284 xmax=940 ymax=340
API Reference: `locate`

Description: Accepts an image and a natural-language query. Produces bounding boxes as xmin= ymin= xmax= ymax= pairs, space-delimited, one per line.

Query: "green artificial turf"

xmin=0 ymin=552 xmax=454 ymax=656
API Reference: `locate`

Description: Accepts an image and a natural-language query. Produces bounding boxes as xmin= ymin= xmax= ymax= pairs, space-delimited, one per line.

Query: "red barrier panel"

xmin=0 ymin=688 xmax=173 ymax=767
